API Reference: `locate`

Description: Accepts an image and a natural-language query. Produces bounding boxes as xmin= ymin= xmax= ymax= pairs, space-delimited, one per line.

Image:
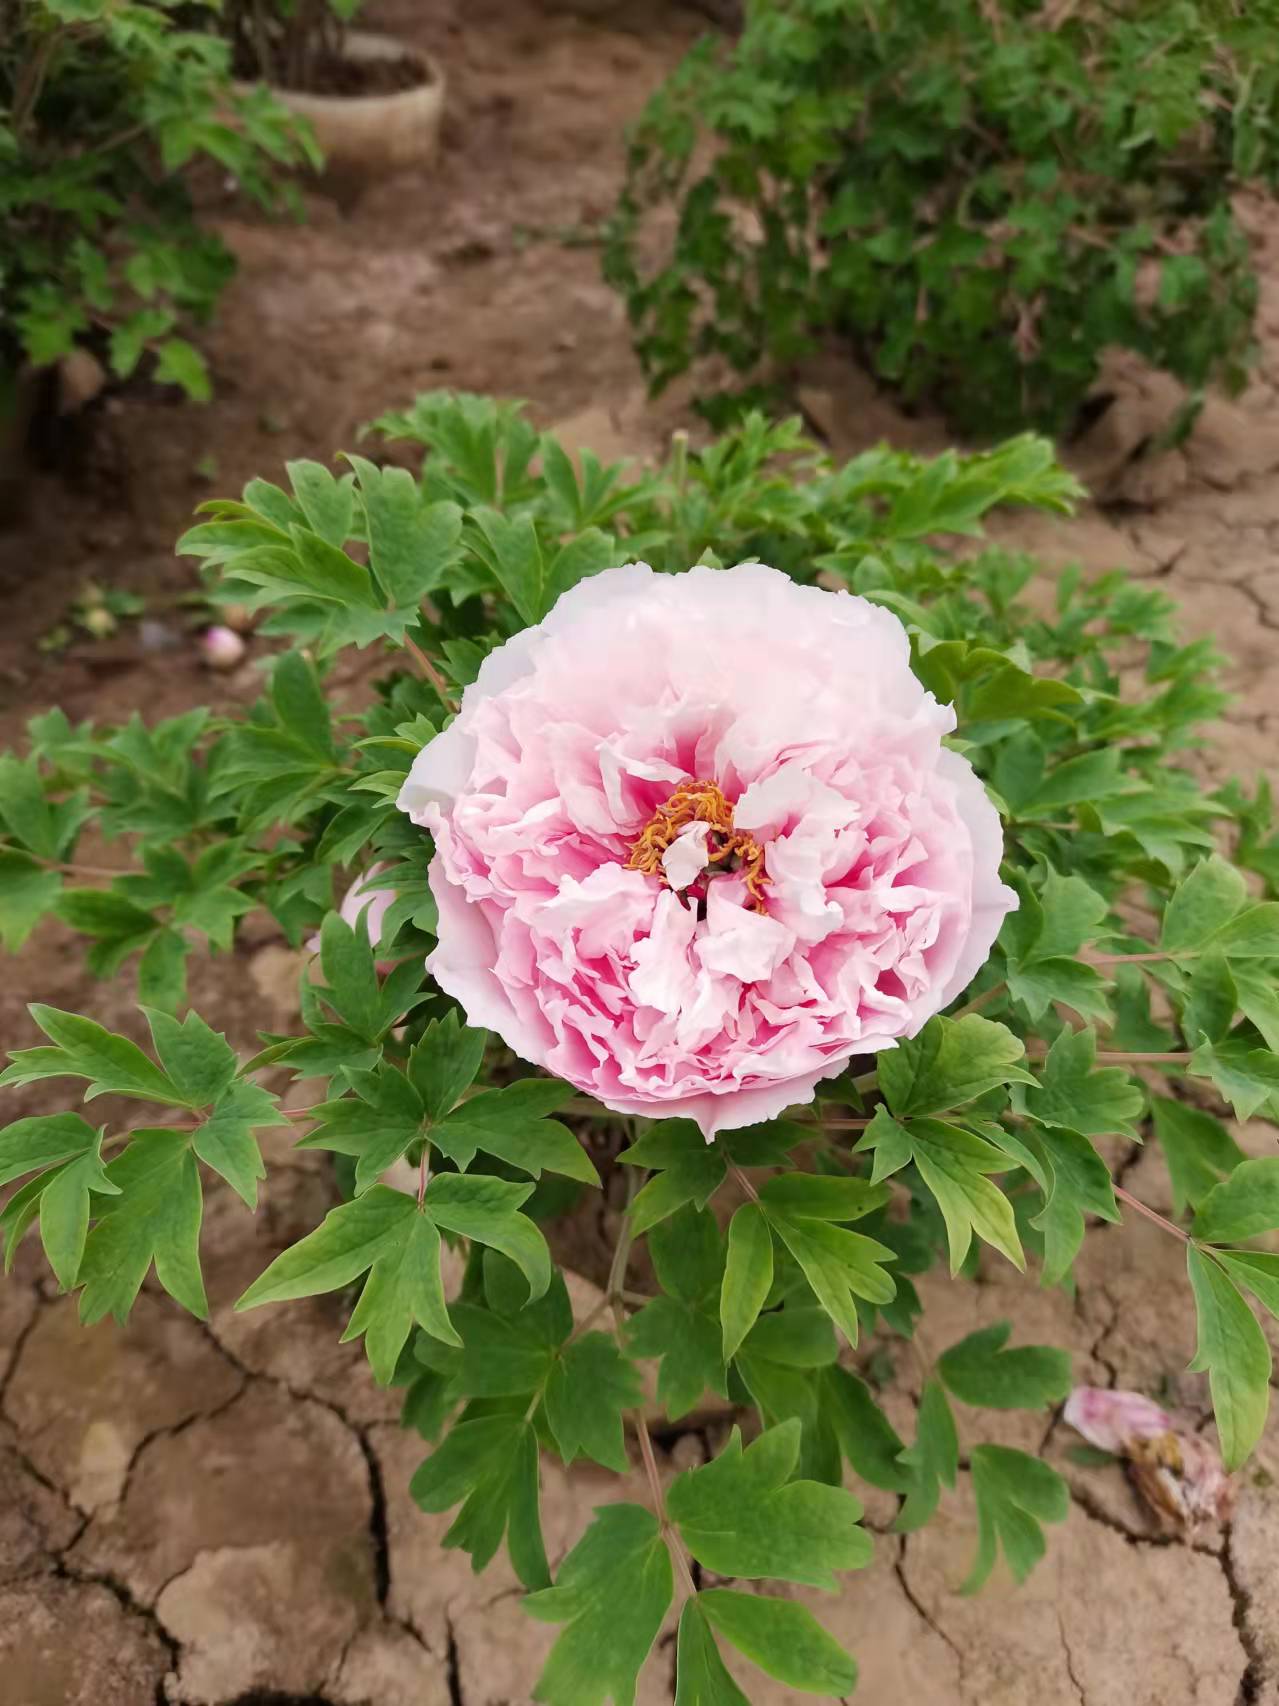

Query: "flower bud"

xmin=80 ymin=606 xmax=117 ymax=639
xmin=201 ymin=625 xmax=247 ymax=670
xmin=307 ymin=863 xmax=396 ymax=974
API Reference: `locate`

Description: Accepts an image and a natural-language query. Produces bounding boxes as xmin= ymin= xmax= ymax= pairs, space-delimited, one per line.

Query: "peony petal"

xmin=401 ymin=562 xmax=1013 ymax=1139
xmin=662 ymin=821 xmax=711 ymax=891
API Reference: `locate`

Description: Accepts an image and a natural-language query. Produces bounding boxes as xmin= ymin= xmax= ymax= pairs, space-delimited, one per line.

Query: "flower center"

xmin=626 ymin=778 xmax=770 ymax=912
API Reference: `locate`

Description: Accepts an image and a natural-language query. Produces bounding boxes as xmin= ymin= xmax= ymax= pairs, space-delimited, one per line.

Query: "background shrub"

xmin=0 ymin=0 xmax=318 ymax=409
xmin=606 ymin=0 xmax=1279 ymax=434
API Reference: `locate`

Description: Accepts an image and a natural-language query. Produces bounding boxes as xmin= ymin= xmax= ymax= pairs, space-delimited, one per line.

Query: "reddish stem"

xmin=1113 ymin=1182 xmax=1189 ymax=1244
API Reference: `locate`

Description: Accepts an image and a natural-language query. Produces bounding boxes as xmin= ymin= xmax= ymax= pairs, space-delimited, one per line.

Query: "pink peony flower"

xmin=308 ymin=862 xmax=396 ymax=972
xmin=1064 ymin=1386 xmax=1235 ymax=1535
xmin=397 ymin=563 xmax=1016 ymax=1136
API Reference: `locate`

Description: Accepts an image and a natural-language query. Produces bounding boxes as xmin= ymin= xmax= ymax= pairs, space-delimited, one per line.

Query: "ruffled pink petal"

xmin=400 ymin=562 xmax=1015 ymax=1137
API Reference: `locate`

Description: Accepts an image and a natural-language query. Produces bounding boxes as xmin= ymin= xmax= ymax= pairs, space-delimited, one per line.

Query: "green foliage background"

xmin=3 ymin=393 xmax=1279 ymax=1699
xmin=606 ymin=0 xmax=1279 ymax=434
xmin=0 ymin=0 xmax=320 ymax=405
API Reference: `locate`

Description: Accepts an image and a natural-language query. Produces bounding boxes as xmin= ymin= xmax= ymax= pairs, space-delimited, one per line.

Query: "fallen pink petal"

xmin=1064 ymin=1386 xmax=1236 ymax=1536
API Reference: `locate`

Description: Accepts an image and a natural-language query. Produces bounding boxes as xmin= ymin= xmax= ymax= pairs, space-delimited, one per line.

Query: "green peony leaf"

xmin=38 ymin=1128 xmax=118 ymax=1292
xmin=1193 ymin=1157 xmax=1279 ymax=1245
xmin=896 ymin=1379 xmax=960 ymax=1532
xmin=525 ymin=1503 xmax=673 ymax=1706
xmin=824 ymin=1366 xmax=912 ymax=1494
xmin=962 ymin=1445 xmax=1069 ymax=1593
xmin=1186 ymin=1245 xmax=1271 ymax=1471
xmin=908 ymin=1119 xmax=1024 ymax=1273
xmin=299 ymin=1067 xmax=424 ymax=1194
xmin=344 ymin=1210 xmax=461 ymax=1380
xmin=424 ymin=1173 xmax=551 ymax=1301
xmin=0 ymin=1112 xmax=100 ymax=1189
xmin=879 ymin=1015 xmax=1035 ymax=1118
xmin=237 ymin=1185 xmax=416 ymax=1308
xmin=545 ymin=1331 xmax=643 ymax=1471
xmin=78 ymin=1129 xmax=207 ymax=1324
xmin=667 ymin=1420 xmax=872 ymax=1587
xmin=630 ymin=1292 xmax=728 ymax=1421
xmin=620 ymin=1122 xmax=727 ymax=1234
xmin=1160 ymin=855 xmax=1248 ymax=953
xmin=1189 ymin=1038 xmax=1279 ymax=1122
xmin=0 ymin=851 xmax=62 ymax=951
xmin=741 ymin=1306 xmax=837 ymax=1370
xmin=757 ymin=1171 xmax=890 ymax=1222
xmin=3 ymin=1006 xmax=189 ymax=1107
xmin=719 ymin=1201 xmax=773 ymax=1360
xmin=1022 ymin=1124 xmax=1120 ymax=1286
xmin=143 ymin=1008 xmax=238 ymax=1108
xmin=1214 ymin=1250 xmax=1279 ymax=1321
xmin=451 ymin=1293 xmax=567 ymax=1398
xmin=674 ymin=1600 xmax=750 ymax=1706
xmin=1151 ymin=1097 xmax=1245 ymax=1216
xmin=411 ymin=1410 xmax=549 ymax=1589
xmin=697 ymin=1589 xmax=858 ymax=1696
xmin=407 ymin=1009 xmax=488 ymax=1123
xmin=434 ymin=1080 xmax=598 ymax=1185
xmin=347 ymin=454 xmax=462 ymax=607
xmin=765 ymin=1210 xmax=897 ymax=1346
xmin=1024 ymin=1027 xmax=1144 ymax=1138
xmin=318 ymin=909 xmax=384 ymax=1041
xmin=649 ymin=1203 xmax=723 ymax=1306
xmin=938 ymin=1321 xmax=1072 ymax=1410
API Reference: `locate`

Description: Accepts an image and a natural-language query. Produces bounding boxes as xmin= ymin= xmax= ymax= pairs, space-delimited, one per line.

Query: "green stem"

xmin=403 ymin=634 xmax=458 ymax=711
xmin=1087 ymin=950 xmax=1178 ymax=967
xmin=951 ymin=981 xmax=1005 ymax=1019
xmin=727 ymin=1159 xmax=760 ymax=1203
xmin=1026 ymin=1045 xmax=1191 ymax=1066
xmin=28 ymin=853 xmax=127 ymax=881
xmin=603 ymin=1166 xmax=697 ymax=1597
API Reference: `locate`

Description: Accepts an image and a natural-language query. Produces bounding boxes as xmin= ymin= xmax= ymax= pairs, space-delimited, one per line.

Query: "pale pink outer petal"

xmin=933 ymin=746 xmax=1019 ymax=1009
xmin=425 ymin=852 xmax=547 ymax=1051
xmin=399 ymin=565 xmax=657 ymax=826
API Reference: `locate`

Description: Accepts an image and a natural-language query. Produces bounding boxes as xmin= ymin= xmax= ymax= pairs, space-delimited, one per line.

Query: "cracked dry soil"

xmin=2 ymin=0 xmax=1279 ymax=1701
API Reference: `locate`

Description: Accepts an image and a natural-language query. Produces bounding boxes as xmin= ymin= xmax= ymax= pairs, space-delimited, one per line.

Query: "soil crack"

xmin=1056 ymin=1610 xmax=1087 ymax=1705
xmin=1221 ymin=1527 xmax=1265 ymax=1706
xmin=893 ymin=1534 xmax=965 ymax=1682
xmin=48 ymin=1552 xmax=180 ymax=1695
xmin=445 ymin=1613 xmax=464 ymax=1706
xmin=0 ymin=1300 xmax=43 ymax=1412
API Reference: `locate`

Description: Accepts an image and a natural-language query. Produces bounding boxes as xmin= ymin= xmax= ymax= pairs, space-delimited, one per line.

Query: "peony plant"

xmin=3 ymin=392 xmax=1279 ymax=1700
xmin=606 ymin=0 xmax=1275 ymax=435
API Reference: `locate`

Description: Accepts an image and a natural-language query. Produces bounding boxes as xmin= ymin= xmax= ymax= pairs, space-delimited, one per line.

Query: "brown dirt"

xmin=2 ymin=1 xmax=1279 ymax=1703
xmin=293 ymin=50 xmax=430 ymax=97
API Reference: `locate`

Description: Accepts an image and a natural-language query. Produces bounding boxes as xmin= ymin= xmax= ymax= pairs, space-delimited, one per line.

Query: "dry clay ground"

xmin=3 ymin=2 xmax=1279 ymax=1702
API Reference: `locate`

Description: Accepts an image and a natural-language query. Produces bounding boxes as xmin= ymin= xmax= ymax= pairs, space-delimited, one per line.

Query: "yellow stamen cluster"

xmin=626 ymin=778 xmax=770 ymax=912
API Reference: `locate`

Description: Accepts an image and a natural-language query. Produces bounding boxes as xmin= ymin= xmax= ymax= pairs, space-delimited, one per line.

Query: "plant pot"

xmin=237 ymin=31 xmax=444 ymax=180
